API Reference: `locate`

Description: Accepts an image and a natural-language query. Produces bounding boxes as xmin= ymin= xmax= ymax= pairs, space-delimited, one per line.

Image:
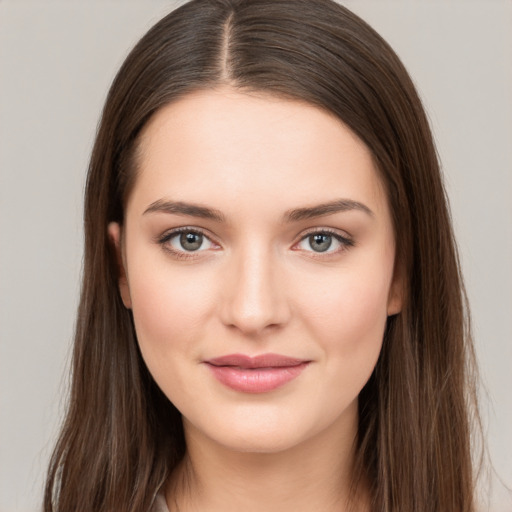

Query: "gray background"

xmin=0 ymin=1 xmax=511 ymax=510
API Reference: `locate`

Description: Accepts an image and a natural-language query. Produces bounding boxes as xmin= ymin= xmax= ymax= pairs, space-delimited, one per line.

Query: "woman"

xmin=44 ymin=0 xmax=481 ymax=510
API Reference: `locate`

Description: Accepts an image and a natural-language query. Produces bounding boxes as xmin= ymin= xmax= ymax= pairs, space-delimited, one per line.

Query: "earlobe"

xmin=387 ymin=266 xmax=404 ymax=316
xmin=387 ymin=289 xmax=402 ymax=316
xmin=107 ymin=222 xmax=132 ymax=309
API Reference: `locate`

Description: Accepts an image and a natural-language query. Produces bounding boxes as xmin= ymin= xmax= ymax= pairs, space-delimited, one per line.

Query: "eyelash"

xmin=294 ymin=228 xmax=355 ymax=257
xmin=157 ymin=227 xmax=217 ymax=260
xmin=157 ymin=227 xmax=354 ymax=260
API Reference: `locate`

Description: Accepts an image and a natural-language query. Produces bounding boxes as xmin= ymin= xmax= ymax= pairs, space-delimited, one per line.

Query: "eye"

xmin=159 ymin=228 xmax=217 ymax=255
xmin=295 ymin=230 xmax=353 ymax=254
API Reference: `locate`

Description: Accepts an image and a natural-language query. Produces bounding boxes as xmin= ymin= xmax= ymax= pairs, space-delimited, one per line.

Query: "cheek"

xmin=126 ymin=262 xmax=220 ymax=411
xmin=305 ymin=282 xmax=387 ymax=420
xmin=298 ymin=259 xmax=391 ymax=373
xmin=127 ymin=254 xmax=216 ymax=362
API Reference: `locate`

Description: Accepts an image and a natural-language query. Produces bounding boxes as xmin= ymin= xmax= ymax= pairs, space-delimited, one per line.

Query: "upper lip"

xmin=205 ymin=353 xmax=309 ymax=369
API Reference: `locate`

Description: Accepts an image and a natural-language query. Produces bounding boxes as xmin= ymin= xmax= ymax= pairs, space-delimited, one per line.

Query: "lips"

xmin=204 ymin=353 xmax=310 ymax=393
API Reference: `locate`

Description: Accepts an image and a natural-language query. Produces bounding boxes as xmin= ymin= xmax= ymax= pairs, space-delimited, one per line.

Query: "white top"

xmin=151 ymin=493 xmax=170 ymax=512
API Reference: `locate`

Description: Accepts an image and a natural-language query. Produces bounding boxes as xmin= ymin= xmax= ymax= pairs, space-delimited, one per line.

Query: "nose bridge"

xmin=221 ymin=240 xmax=288 ymax=334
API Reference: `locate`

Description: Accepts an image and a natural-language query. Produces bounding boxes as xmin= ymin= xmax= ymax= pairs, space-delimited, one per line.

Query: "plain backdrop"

xmin=0 ymin=1 xmax=511 ymax=511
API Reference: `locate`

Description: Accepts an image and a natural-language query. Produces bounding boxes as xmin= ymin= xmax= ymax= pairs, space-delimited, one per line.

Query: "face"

xmin=110 ymin=88 xmax=401 ymax=454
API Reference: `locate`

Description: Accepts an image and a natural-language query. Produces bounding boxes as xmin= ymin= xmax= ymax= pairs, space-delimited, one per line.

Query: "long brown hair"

xmin=44 ymin=1 xmax=480 ymax=510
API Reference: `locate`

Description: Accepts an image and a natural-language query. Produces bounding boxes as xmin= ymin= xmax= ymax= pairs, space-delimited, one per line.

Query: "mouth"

xmin=203 ymin=353 xmax=311 ymax=393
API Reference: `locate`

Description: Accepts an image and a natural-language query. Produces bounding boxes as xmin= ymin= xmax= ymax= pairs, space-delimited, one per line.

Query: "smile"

xmin=204 ymin=353 xmax=311 ymax=393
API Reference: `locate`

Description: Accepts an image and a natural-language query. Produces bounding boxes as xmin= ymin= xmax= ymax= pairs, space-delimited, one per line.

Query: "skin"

xmin=109 ymin=87 xmax=402 ymax=512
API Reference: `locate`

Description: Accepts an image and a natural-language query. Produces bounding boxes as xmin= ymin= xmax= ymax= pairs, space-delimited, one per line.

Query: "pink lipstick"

xmin=204 ymin=353 xmax=310 ymax=393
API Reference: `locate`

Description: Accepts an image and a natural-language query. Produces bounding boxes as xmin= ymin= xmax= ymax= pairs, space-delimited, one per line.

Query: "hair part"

xmin=45 ymin=1 xmax=481 ymax=511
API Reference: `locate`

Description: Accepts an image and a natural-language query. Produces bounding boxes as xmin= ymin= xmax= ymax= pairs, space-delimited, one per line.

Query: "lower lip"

xmin=205 ymin=363 xmax=309 ymax=393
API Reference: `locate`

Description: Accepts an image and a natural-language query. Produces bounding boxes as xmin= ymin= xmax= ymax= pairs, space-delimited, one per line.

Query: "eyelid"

xmin=156 ymin=226 xmax=221 ymax=258
xmin=297 ymin=226 xmax=352 ymax=239
xmin=155 ymin=225 xmax=354 ymax=259
xmin=292 ymin=227 xmax=354 ymax=254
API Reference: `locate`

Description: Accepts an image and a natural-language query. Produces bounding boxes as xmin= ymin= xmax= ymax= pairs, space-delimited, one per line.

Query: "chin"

xmin=212 ymin=429 xmax=308 ymax=455
xmin=184 ymin=404 xmax=340 ymax=456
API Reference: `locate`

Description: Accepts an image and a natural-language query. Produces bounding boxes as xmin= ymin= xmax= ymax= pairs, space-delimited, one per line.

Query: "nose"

xmin=219 ymin=244 xmax=291 ymax=336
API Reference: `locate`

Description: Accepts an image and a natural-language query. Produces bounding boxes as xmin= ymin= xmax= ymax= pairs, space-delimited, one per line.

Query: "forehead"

xmin=129 ymin=87 xmax=388 ymax=218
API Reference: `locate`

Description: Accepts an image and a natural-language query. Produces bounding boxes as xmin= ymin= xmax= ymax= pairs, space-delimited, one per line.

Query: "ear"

xmin=108 ymin=222 xmax=132 ymax=309
xmin=387 ymin=262 xmax=404 ymax=316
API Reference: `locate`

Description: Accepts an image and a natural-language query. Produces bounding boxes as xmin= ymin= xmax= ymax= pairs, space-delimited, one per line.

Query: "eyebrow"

xmin=143 ymin=199 xmax=225 ymax=222
xmin=143 ymin=198 xmax=373 ymax=223
xmin=284 ymin=199 xmax=374 ymax=222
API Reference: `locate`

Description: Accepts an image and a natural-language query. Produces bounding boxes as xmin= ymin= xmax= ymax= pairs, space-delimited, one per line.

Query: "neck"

xmin=165 ymin=406 xmax=369 ymax=512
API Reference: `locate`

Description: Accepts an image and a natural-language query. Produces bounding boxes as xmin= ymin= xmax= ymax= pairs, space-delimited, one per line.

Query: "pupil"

xmin=310 ymin=234 xmax=332 ymax=252
xmin=180 ymin=232 xmax=202 ymax=251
